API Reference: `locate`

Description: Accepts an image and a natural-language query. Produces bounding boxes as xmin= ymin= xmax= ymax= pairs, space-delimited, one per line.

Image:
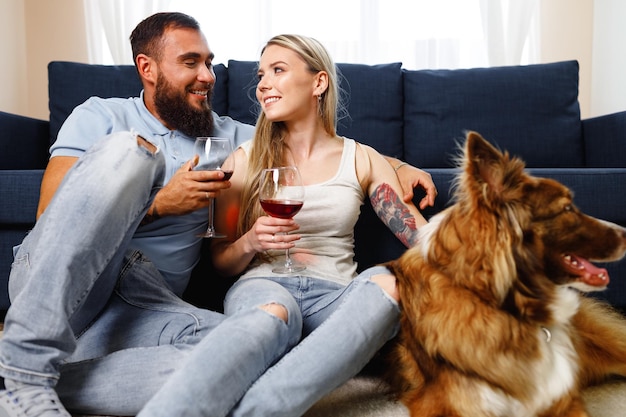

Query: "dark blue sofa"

xmin=1 ymin=59 xmax=626 ymax=317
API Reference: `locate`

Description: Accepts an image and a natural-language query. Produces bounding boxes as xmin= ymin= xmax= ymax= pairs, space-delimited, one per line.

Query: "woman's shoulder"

xmin=238 ymin=139 xmax=253 ymax=153
xmin=236 ymin=140 xmax=254 ymax=166
xmin=349 ymin=138 xmax=385 ymax=163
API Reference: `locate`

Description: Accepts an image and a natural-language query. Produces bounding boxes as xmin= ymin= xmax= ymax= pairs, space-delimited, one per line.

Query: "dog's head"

xmin=449 ymin=132 xmax=626 ymax=300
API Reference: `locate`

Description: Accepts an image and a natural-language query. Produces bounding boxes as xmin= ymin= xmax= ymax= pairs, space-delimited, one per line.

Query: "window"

xmin=85 ymin=0 xmax=538 ymax=69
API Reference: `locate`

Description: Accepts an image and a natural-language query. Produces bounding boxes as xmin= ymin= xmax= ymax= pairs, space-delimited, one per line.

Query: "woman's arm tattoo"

xmin=370 ymin=183 xmax=419 ymax=247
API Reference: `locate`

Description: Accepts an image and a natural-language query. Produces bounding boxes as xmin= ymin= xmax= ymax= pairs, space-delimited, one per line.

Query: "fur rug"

xmin=303 ymin=376 xmax=626 ymax=417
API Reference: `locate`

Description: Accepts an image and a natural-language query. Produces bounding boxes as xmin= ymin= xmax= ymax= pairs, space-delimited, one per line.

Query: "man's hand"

xmin=150 ymin=156 xmax=231 ymax=218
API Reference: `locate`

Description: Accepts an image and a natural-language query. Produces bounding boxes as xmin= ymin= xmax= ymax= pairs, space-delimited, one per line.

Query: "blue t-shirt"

xmin=51 ymin=92 xmax=254 ymax=295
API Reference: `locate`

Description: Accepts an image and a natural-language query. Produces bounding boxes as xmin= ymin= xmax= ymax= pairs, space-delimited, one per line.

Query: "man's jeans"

xmin=0 ymin=132 xmax=291 ymax=416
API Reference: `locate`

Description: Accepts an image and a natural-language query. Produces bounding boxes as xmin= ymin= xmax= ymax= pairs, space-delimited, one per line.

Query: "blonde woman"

xmin=212 ymin=34 xmax=428 ymax=416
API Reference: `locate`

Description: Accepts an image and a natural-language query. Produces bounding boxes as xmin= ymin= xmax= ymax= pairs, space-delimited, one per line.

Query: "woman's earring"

xmin=317 ymin=94 xmax=323 ymax=116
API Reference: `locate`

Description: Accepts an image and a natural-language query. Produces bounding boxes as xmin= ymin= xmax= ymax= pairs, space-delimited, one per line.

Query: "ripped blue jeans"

xmin=0 ymin=132 xmax=292 ymax=416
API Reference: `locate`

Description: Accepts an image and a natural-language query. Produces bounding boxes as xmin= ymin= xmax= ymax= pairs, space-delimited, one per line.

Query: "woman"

xmin=210 ymin=34 xmax=429 ymax=416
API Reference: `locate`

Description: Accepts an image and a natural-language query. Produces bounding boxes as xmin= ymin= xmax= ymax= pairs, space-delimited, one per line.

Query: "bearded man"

xmin=0 ymin=12 xmax=255 ymax=417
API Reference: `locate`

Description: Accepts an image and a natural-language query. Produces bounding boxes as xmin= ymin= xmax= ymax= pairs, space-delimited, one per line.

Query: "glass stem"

xmin=284 ymin=248 xmax=293 ymax=269
xmin=207 ymin=198 xmax=216 ymax=233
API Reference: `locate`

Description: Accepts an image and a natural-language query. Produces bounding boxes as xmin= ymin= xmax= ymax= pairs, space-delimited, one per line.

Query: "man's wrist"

xmin=140 ymin=203 xmax=161 ymax=225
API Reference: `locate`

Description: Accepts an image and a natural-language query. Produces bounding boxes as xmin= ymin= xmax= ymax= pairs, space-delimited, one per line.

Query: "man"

xmin=0 ymin=12 xmax=435 ymax=417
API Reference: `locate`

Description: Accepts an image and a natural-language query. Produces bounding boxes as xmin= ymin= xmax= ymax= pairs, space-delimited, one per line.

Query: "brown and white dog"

xmin=386 ymin=132 xmax=626 ymax=417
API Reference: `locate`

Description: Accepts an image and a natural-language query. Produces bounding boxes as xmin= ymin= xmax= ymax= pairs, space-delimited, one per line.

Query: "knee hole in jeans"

xmin=371 ymin=274 xmax=399 ymax=302
xmin=137 ymin=134 xmax=158 ymax=154
xmin=259 ymin=303 xmax=289 ymax=323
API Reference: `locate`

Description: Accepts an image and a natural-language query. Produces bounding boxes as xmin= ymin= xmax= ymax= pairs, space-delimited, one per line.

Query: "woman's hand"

xmin=243 ymin=215 xmax=301 ymax=253
xmin=395 ymin=164 xmax=437 ymax=209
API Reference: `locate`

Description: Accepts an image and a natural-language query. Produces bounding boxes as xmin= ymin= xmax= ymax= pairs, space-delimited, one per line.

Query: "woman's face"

xmin=256 ymin=44 xmax=319 ymax=123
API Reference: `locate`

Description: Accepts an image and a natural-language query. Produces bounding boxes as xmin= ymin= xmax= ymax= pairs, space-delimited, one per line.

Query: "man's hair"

xmin=129 ymin=12 xmax=201 ymax=65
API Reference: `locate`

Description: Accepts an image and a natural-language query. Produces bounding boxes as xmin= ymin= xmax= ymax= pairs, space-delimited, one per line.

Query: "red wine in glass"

xmin=221 ymin=170 xmax=234 ymax=181
xmin=260 ymin=199 xmax=303 ymax=219
xmin=259 ymin=167 xmax=305 ymax=273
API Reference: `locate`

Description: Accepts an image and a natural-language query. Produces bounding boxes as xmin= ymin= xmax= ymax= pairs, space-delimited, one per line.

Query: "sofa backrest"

xmin=48 ymin=62 xmax=139 ymax=145
xmin=402 ymin=60 xmax=584 ymax=169
xmin=47 ymin=61 xmax=230 ymax=145
xmin=48 ymin=59 xmax=584 ymax=171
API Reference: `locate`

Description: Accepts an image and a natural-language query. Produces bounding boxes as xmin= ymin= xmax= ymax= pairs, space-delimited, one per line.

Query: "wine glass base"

xmin=272 ymin=265 xmax=306 ymax=274
xmin=197 ymin=232 xmax=227 ymax=238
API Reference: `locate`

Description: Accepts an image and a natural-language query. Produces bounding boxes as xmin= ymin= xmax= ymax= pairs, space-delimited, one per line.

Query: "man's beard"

xmin=154 ymin=73 xmax=215 ymax=137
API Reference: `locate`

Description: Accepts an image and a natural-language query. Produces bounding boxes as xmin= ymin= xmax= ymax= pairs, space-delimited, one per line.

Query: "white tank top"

xmin=240 ymin=138 xmax=365 ymax=285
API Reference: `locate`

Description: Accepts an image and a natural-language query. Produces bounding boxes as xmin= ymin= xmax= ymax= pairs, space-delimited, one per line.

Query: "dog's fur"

xmin=385 ymin=132 xmax=626 ymax=417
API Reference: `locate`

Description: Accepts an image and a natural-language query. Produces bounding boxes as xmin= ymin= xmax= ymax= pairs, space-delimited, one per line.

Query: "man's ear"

xmin=136 ymin=54 xmax=157 ymax=85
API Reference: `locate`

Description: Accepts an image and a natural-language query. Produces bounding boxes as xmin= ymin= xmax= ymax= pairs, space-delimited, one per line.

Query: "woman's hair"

xmin=237 ymin=34 xmax=341 ymax=238
xmin=130 ymin=12 xmax=201 ymax=65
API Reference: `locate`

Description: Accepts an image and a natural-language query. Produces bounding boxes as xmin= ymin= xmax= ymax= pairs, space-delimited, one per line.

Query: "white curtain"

xmin=480 ymin=0 xmax=539 ymax=66
xmin=84 ymin=0 xmax=538 ymax=69
xmin=84 ymin=0 xmax=172 ymax=65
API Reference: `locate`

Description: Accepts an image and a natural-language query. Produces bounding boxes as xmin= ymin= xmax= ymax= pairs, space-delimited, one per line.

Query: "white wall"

xmin=539 ymin=0 xmax=594 ymax=118
xmin=24 ymin=0 xmax=88 ymax=119
xmin=0 ymin=0 xmax=28 ymax=116
xmin=591 ymin=0 xmax=626 ymax=117
xmin=0 ymin=0 xmax=88 ymax=120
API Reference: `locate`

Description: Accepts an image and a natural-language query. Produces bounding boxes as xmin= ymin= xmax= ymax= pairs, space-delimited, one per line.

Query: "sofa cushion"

xmin=47 ymin=61 xmax=229 ymax=145
xmin=225 ymin=60 xmax=260 ymax=126
xmin=226 ymin=60 xmax=405 ymax=158
xmin=48 ymin=62 xmax=141 ymax=145
xmin=403 ymin=60 xmax=583 ymax=168
xmin=336 ymin=62 xmax=404 ymax=158
xmin=211 ymin=63 xmax=229 ymax=117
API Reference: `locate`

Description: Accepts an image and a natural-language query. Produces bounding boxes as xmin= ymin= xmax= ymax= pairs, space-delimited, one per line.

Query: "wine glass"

xmin=193 ymin=137 xmax=235 ymax=238
xmin=259 ymin=166 xmax=305 ymax=273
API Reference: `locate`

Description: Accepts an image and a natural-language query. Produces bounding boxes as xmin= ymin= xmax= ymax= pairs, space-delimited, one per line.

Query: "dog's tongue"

xmin=563 ymin=254 xmax=610 ymax=286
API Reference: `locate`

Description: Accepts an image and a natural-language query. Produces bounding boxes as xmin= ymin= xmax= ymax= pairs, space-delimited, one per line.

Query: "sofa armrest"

xmin=582 ymin=111 xmax=626 ymax=167
xmin=0 ymin=111 xmax=50 ymax=169
xmin=528 ymin=168 xmax=626 ymax=227
xmin=0 ymin=170 xmax=44 ymax=313
xmin=0 ymin=170 xmax=44 ymax=224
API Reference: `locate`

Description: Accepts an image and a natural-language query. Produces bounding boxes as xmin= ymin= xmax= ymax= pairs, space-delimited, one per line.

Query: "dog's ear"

xmin=466 ymin=131 xmax=502 ymax=166
xmin=465 ymin=131 xmax=506 ymax=195
xmin=457 ymin=132 xmax=526 ymax=208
